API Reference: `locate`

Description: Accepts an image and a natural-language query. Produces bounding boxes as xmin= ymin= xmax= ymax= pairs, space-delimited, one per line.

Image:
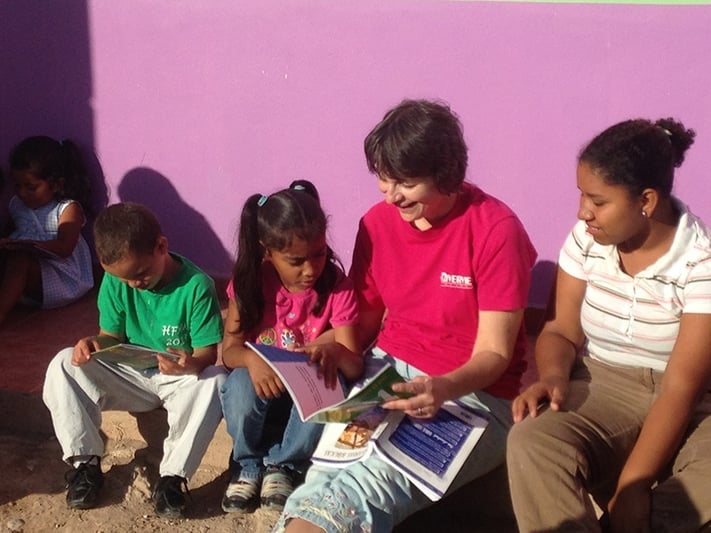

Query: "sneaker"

xmin=152 ymin=475 xmax=188 ymax=518
xmin=221 ymin=470 xmax=262 ymax=514
xmin=260 ymin=465 xmax=296 ymax=511
xmin=65 ymin=460 xmax=104 ymax=509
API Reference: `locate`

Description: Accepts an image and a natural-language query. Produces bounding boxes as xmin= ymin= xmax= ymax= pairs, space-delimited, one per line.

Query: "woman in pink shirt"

xmin=276 ymin=100 xmax=537 ymax=533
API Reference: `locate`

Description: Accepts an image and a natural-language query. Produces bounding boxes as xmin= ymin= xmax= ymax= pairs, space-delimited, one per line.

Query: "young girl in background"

xmin=219 ymin=180 xmax=362 ymax=514
xmin=0 ymin=136 xmax=94 ymax=325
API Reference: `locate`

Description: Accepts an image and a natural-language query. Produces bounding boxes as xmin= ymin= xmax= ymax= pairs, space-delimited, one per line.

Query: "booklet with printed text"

xmin=311 ymin=399 xmax=489 ymax=501
xmin=92 ymin=343 xmax=181 ymax=370
xmin=245 ymin=342 xmax=412 ymax=423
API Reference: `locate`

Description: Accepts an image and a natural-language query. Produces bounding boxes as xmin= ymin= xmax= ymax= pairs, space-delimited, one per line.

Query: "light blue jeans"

xmin=273 ymin=348 xmax=513 ymax=533
xmin=220 ymin=367 xmax=324 ymax=476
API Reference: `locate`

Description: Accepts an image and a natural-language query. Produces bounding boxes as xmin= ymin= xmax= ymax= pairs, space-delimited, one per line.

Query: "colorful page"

xmin=245 ymin=342 xmax=345 ymax=421
xmin=372 ymin=401 xmax=489 ymax=501
xmin=93 ymin=343 xmax=180 ymax=370
xmin=311 ymin=406 xmax=392 ymax=466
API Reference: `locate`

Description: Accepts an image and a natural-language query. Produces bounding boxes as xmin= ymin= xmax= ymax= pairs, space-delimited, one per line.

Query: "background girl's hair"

xmin=231 ymin=179 xmax=341 ymax=334
xmin=579 ymin=118 xmax=695 ymax=198
xmin=9 ymin=135 xmax=93 ymax=214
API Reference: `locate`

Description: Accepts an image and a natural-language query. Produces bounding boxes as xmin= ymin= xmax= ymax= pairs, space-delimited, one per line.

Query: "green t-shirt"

xmin=97 ymin=253 xmax=223 ymax=352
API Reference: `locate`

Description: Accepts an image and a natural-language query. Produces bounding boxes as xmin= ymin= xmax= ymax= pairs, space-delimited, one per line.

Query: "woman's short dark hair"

xmin=364 ymin=99 xmax=468 ymax=193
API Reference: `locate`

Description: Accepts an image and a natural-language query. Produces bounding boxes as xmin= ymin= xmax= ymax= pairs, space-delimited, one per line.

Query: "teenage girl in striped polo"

xmin=508 ymin=118 xmax=711 ymax=533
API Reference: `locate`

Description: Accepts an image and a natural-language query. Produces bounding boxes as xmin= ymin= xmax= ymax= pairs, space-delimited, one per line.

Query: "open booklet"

xmin=311 ymin=399 xmax=489 ymax=501
xmin=245 ymin=342 xmax=411 ymax=424
xmin=92 ymin=343 xmax=182 ymax=370
xmin=0 ymin=240 xmax=61 ymax=259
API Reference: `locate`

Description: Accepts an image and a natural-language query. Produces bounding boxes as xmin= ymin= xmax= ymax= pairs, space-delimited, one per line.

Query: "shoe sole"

xmin=260 ymin=500 xmax=286 ymax=512
xmin=221 ymin=502 xmax=259 ymax=514
xmin=155 ymin=508 xmax=185 ymax=519
xmin=67 ymin=501 xmax=97 ymax=510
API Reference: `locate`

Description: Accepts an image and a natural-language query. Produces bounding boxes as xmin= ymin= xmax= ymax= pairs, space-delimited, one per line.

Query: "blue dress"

xmin=9 ymin=196 xmax=94 ymax=308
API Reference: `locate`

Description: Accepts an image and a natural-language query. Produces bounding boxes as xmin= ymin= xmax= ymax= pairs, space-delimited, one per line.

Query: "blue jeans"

xmin=220 ymin=367 xmax=324 ymax=475
xmin=273 ymin=348 xmax=513 ymax=533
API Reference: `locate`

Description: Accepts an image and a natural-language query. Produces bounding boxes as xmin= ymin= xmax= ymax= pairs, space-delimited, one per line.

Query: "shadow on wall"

xmin=0 ymin=0 xmax=109 ymax=232
xmin=118 ymin=167 xmax=233 ymax=277
xmin=529 ymin=260 xmax=556 ymax=309
xmin=524 ymin=260 xmax=556 ymax=336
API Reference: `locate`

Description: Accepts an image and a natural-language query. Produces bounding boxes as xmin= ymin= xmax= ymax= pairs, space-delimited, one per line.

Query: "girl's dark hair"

xmin=231 ymin=179 xmax=341 ymax=334
xmin=9 ymin=135 xmax=92 ymax=214
xmin=364 ymin=99 xmax=468 ymax=193
xmin=579 ymin=118 xmax=695 ymax=198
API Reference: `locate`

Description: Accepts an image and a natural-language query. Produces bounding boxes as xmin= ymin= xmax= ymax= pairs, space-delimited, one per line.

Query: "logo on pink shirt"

xmin=440 ymin=272 xmax=473 ymax=289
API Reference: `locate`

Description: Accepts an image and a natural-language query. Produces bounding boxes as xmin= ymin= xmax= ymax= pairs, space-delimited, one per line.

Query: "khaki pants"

xmin=507 ymin=357 xmax=711 ymax=533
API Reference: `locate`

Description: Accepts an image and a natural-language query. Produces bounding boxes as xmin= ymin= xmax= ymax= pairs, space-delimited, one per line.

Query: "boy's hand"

xmin=156 ymin=348 xmax=193 ymax=375
xmin=71 ymin=336 xmax=104 ymax=366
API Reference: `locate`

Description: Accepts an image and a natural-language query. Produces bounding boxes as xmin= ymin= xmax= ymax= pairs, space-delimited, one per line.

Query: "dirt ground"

xmin=0 ymin=405 xmax=517 ymax=533
xmin=0 ymin=430 xmax=279 ymax=533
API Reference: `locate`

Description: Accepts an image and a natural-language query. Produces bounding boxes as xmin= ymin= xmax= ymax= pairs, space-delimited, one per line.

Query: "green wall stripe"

xmin=453 ymin=0 xmax=711 ymax=4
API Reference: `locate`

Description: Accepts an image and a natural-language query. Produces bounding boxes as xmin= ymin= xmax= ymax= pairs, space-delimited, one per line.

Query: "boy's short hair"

xmin=94 ymin=202 xmax=163 ymax=265
xmin=364 ymin=99 xmax=468 ymax=193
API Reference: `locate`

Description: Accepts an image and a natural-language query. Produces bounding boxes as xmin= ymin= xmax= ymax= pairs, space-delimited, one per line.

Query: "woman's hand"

xmin=382 ymin=375 xmax=446 ymax=419
xmin=247 ymin=356 xmax=286 ymax=400
xmin=511 ymin=375 xmax=569 ymax=422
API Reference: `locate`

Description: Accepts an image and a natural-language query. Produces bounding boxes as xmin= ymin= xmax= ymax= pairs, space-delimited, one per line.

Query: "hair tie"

xmin=660 ymin=127 xmax=672 ymax=138
xmin=292 ymin=184 xmax=305 ymax=191
xmin=257 ymin=194 xmax=269 ymax=207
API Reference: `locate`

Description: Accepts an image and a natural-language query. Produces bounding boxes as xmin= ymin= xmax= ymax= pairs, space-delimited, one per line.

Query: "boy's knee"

xmin=43 ymin=347 xmax=75 ymax=403
xmin=46 ymin=347 xmax=75 ymax=376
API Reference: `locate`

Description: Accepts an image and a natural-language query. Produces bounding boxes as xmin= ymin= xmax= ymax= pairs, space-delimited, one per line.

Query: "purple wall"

xmin=2 ymin=1 xmax=710 ymax=306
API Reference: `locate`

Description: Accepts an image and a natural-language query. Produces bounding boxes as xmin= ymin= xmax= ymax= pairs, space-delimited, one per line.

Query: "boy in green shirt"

xmin=42 ymin=202 xmax=225 ymax=518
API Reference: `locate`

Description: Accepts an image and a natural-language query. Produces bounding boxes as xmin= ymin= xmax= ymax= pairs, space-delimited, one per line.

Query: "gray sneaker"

xmin=260 ymin=465 xmax=296 ymax=511
xmin=222 ymin=470 xmax=263 ymax=514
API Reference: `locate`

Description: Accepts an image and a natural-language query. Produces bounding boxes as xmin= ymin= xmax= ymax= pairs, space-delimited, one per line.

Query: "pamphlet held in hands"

xmin=92 ymin=343 xmax=181 ymax=370
xmin=245 ymin=342 xmax=411 ymax=423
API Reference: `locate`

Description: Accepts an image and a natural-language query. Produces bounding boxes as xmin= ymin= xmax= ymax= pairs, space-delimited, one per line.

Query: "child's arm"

xmin=31 ymin=202 xmax=85 ymax=258
xmin=221 ymin=298 xmax=286 ymax=399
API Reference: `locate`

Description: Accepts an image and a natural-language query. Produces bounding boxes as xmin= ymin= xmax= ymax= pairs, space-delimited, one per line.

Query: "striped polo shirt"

xmin=559 ymin=201 xmax=711 ymax=372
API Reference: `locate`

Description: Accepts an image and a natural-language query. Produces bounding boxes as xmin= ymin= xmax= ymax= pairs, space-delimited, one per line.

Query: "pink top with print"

xmin=227 ymin=263 xmax=358 ymax=349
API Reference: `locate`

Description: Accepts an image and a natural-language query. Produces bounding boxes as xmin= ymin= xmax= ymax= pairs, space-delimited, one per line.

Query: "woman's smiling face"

xmin=377 ymin=174 xmax=455 ymax=227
